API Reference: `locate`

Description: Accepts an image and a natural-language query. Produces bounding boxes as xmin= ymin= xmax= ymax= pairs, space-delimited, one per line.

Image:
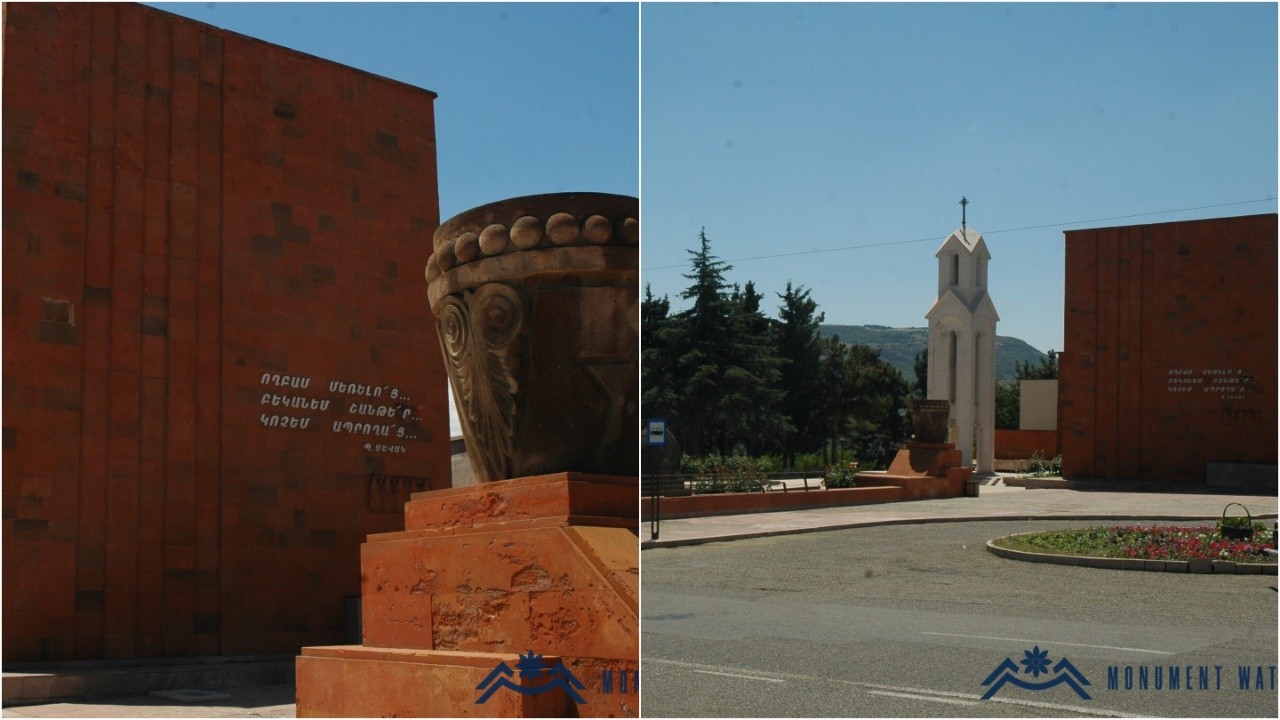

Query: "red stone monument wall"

xmin=993 ymin=429 xmax=1059 ymax=461
xmin=1058 ymin=214 xmax=1277 ymax=484
xmin=3 ymin=2 xmax=449 ymax=661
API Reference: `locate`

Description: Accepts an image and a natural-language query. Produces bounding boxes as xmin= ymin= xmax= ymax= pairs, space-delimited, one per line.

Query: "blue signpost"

xmin=646 ymin=418 xmax=666 ymax=446
xmin=645 ymin=419 xmax=667 ymax=540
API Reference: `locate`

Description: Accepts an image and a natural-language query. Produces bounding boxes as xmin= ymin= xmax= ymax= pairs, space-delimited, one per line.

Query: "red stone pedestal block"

xmin=855 ymin=442 xmax=969 ymax=500
xmin=884 ymin=442 xmax=963 ymax=477
xmin=296 ymin=648 xmax=574 ymax=717
xmin=295 ymin=473 xmax=638 ymax=717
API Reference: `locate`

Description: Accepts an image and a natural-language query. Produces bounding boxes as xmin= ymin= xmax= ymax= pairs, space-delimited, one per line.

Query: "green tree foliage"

xmin=774 ymin=282 xmax=825 ymax=466
xmin=995 ymin=380 xmax=1020 ymax=429
xmin=839 ymin=344 xmax=910 ymax=466
xmin=670 ymin=229 xmax=733 ymax=456
xmin=651 ymin=229 xmax=790 ymax=457
xmin=912 ymin=347 xmax=928 ymax=399
xmin=814 ymin=336 xmax=910 ymax=467
xmin=645 ymin=228 xmax=910 ymax=469
xmin=719 ymin=280 xmax=790 ymax=456
xmin=640 ymin=284 xmax=682 ymax=426
xmin=1016 ymin=349 xmax=1058 ymax=379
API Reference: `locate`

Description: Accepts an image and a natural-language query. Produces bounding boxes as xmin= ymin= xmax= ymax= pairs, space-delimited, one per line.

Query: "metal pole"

xmin=649 ymin=474 xmax=659 ymax=541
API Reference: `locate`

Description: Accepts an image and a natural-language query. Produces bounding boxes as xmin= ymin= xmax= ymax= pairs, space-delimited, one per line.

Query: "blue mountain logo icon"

xmin=981 ymin=646 xmax=1092 ymax=700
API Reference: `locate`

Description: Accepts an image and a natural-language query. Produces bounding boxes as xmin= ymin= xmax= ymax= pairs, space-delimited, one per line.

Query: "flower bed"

xmin=991 ymin=524 xmax=1276 ymax=563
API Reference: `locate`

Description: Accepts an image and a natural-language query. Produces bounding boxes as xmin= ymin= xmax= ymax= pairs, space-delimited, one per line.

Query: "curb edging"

xmin=985 ymin=535 xmax=1277 ymax=575
xmin=643 ymin=513 xmax=1279 ymax=549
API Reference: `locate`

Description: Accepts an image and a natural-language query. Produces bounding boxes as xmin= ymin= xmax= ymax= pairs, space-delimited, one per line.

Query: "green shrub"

xmin=683 ymin=454 xmax=774 ymax=494
xmin=824 ymin=462 xmax=860 ymax=489
xmin=1027 ymin=452 xmax=1063 ymax=477
xmin=1217 ymin=515 xmax=1258 ymax=540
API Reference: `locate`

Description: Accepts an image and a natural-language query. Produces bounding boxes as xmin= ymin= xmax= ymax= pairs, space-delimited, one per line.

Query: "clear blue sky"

xmin=641 ymin=2 xmax=1277 ymax=355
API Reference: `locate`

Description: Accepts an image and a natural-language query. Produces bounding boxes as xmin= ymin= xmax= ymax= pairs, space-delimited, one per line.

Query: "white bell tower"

xmin=925 ymin=198 xmax=998 ymax=473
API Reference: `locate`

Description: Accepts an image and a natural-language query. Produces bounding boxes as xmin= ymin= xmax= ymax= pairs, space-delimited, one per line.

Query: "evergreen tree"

xmin=671 ymin=229 xmax=733 ymax=455
xmin=1016 ymin=349 xmax=1058 ymax=380
xmin=842 ymin=344 xmax=910 ymax=466
xmin=640 ymin=284 xmax=683 ymax=430
xmin=995 ymin=380 xmax=1020 ymax=430
xmin=670 ymin=229 xmax=790 ymax=456
xmin=719 ymin=280 xmax=790 ymax=455
xmin=815 ymin=335 xmax=852 ymax=464
xmin=774 ymin=282 xmax=825 ymax=466
xmin=812 ymin=336 xmax=911 ymax=467
xmin=912 ymin=348 xmax=929 ymax=399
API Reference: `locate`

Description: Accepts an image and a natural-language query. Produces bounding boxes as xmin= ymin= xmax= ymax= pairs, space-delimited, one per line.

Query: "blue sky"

xmin=641 ymin=2 xmax=1277 ymax=355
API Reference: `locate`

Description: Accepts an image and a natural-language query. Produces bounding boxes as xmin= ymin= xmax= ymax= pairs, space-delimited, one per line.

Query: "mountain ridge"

xmin=817 ymin=324 xmax=1049 ymax=384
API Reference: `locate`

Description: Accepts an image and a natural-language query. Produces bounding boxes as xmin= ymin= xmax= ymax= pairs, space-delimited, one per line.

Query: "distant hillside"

xmin=817 ymin=324 xmax=1048 ymax=384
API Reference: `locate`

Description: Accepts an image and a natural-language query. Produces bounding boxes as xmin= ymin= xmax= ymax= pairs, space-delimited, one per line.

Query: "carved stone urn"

xmin=910 ymin=399 xmax=952 ymax=444
xmin=426 ymin=193 xmax=638 ymax=483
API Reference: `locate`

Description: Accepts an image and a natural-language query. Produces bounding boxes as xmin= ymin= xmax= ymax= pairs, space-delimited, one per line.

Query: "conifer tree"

xmin=640 ymin=284 xmax=683 ymax=430
xmin=775 ymin=282 xmax=825 ymax=466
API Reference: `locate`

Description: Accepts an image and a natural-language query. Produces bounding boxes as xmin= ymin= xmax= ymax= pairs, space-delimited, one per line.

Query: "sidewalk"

xmin=642 ymin=479 xmax=1278 ymax=547
xmin=2 ymin=684 xmax=295 ymax=718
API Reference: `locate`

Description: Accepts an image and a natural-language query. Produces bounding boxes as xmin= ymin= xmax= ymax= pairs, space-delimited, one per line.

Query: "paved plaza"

xmin=5 ymin=483 xmax=1275 ymax=717
xmin=2 ymin=684 xmax=295 ymax=718
xmin=644 ymin=479 xmax=1277 ymax=546
xmin=644 ymin=512 xmax=1278 ymax=717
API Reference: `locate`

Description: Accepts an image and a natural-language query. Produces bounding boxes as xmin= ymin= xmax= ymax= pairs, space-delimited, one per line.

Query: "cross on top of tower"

xmin=960 ymin=196 xmax=968 ymax=235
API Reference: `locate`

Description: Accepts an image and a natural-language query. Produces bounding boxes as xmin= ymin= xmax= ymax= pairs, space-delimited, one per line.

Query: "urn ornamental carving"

xmin=426 ymin=193 xmax=638 ymax=482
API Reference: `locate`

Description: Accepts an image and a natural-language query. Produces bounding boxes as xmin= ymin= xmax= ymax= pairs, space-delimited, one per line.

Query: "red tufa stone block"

xmin=5 ymin=0 xmax=445 ymax=662
xmin=1060 ymin=215 xmax=1277 ymax=484
xmin=299 ymin=474 xmax=638 ymax=717
xmin=296 ymin=647 xmax=574 ymax=718
xmin=643 ymin=486 xmax=906 ymax=521
xmin=994 ymin=429 xmax=1059 ymax=460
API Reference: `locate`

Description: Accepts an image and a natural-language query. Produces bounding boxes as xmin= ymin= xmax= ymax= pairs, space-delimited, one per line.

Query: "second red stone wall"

xmin=3 ymin=3 xmax=449 ymax=661
xmin=1058 ymin=214 xmax=1277 ymax=485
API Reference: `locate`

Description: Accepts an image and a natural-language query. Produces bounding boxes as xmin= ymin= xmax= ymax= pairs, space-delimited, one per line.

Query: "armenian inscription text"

xmin=1167 ymin=368 xmax=1257 ymax=400
xmin=257 ymin=373 xmax=423 ymax=453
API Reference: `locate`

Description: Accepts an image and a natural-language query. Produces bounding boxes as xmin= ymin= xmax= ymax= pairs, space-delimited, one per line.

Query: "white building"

xmin=925 ymin=223 xmax=998 ymax=472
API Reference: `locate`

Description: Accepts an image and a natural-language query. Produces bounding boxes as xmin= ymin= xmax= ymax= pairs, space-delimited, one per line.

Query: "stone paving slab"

xmin=1 ymin=684 xmax=294 ymax=718
xmin=643 ymin=484 xmax=1278 ymax=547
xmin=2 ymin=658 xmax=293 ymax=710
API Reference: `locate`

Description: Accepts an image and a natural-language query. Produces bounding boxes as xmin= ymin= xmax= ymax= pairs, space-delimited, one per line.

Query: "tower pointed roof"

xmin=935 ymin=226 xmax=990 ymax=258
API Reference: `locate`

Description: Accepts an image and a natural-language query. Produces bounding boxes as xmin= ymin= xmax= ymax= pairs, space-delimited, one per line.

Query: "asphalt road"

xmin=641 ymin=520 xmax=1278 ymax=717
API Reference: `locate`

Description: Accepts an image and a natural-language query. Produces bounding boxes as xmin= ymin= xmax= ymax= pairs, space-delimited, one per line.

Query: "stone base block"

xmin=886 ymin=442 xmax=963 ymax=477
xmin=854 ymin=470 xmax=967 ymax=500
xmin=298 ymin=473 xmax=638 ymax=717
xmin=641 ymin=486 xmax=905 ymax=521
xmin=296 ymin=647 xmax=573 ymax=717
xmin=856 ymin=443 xmax=969 ymax=499
xmin=403 ymin=473 xmax=635 ymax=531
xmin=1206 ymin=463 xmax=1279 ymax=491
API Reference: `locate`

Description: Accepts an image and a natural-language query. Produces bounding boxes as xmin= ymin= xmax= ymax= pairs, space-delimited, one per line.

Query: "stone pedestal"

xmin=885 ymin=441 xmax=962 ymax=477
xmin=296 ymin=473 xmax=638 ymax=717
xmin=856 ymin=442 xmax=971 ymax=500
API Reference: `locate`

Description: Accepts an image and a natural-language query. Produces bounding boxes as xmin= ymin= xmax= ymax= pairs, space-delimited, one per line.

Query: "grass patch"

xmin=991 ymin=524 xmax=1276 ymax=563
